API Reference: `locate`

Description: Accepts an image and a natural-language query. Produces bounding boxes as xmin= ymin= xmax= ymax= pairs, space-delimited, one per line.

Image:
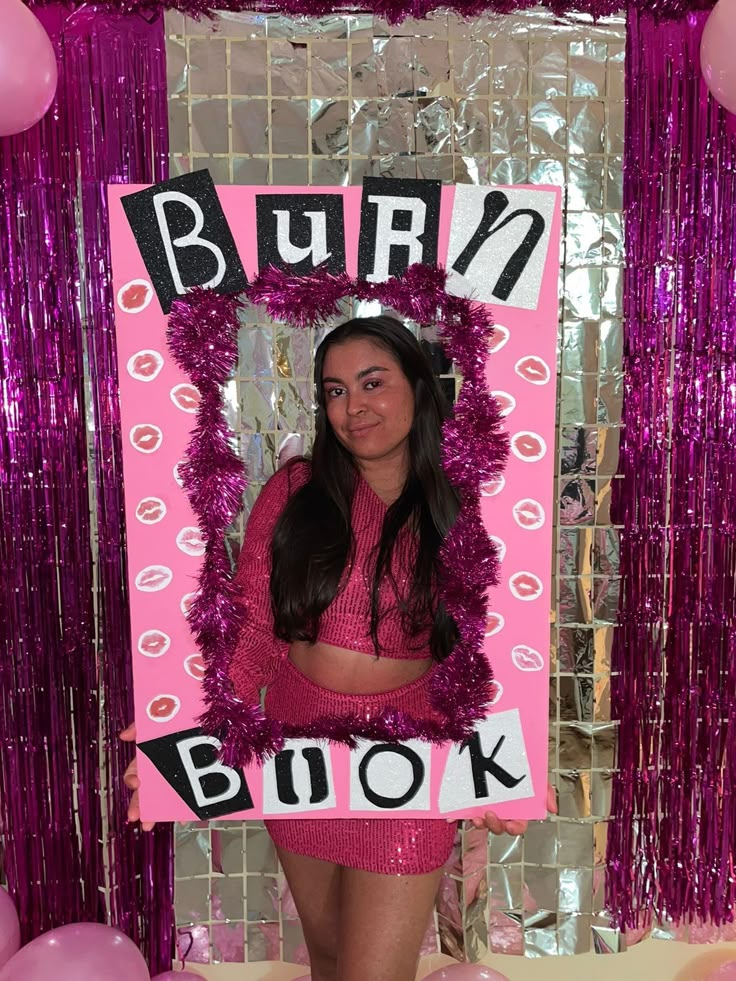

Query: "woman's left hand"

xmin=468 ymin=783 xmax=558 ymax=836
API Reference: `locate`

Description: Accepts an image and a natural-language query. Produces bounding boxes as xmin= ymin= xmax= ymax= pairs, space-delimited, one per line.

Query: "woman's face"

xmin=321 ymin=337 xmax=415 ymax=466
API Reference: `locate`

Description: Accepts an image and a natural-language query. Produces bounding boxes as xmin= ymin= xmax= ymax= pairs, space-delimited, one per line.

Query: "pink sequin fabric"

xmin=229 ymin=457 xmax=433 ymax=706
xmin=264 ymin=659 xmax=457 ymax=874
xmin=230 ymin=457 xmax=456 ymax=873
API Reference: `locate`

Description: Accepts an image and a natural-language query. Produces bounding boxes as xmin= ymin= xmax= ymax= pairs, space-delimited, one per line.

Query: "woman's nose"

xmin=346 ymin=391 xmax=366 ymax=414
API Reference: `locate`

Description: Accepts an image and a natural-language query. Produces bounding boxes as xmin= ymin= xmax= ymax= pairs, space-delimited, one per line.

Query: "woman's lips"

xmin=347 ymin=423 xmax=378 ymax=437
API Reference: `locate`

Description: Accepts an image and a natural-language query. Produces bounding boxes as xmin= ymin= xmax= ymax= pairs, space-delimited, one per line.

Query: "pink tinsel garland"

xmin=167 ymin=267 xmax=508 ymax=765
xmin=25 ymin=0 xmax=718 ymax=26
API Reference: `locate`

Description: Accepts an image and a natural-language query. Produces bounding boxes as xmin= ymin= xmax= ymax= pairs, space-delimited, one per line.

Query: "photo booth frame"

xmin=110 ymin=172 xmax=560 ymax=819
xmin=165 ymin=264 xmax=508 ymax=766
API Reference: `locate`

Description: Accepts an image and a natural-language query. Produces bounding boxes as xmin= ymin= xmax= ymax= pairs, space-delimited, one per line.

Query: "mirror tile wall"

xmin=165 ymin=8 xmax=626 ymax=963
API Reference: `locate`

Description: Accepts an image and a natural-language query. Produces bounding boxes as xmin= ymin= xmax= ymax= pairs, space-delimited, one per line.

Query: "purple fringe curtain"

xmin=607 ymin=9 xmax=736 ymax=930
xmin=0 ymin=7 xmax=174 ymax=972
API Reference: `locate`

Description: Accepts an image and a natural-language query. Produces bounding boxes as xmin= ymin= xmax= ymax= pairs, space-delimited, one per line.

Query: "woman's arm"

xmin=228 ymin=458 xmax=310 ymax=705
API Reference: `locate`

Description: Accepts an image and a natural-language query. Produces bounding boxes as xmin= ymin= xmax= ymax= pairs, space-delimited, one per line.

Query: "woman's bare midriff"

xmin=288 ymin=639 xmax=433 ymax=695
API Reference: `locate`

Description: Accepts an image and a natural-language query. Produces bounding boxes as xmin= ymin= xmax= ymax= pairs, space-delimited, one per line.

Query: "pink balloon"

xmin=0 ymin=0 xmax=58 ymax=137
xmin=151 ymin=972 xmax=206 ymax=980
xmin=424 ymin=965 xmax=510 ymax=981
xmin=0 ymin=923 xmax=149 ymax=981
xmin=706 ymin=963 xmax=736 ymax=981
xmin=0 ymin=890 xmax=20 ymax=970
xmin=701 ymin=0 xmax=736 ymax=114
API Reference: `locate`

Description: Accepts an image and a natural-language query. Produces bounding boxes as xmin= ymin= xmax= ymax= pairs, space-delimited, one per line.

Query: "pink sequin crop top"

xmin=229 ymin=458 xmax=433 ymax=705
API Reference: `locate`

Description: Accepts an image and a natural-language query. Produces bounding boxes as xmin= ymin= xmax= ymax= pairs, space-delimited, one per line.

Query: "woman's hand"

xmin=469 ymin=783 xmax=558 ymax=836
xmin=119 ymin=723 xmax=156 ymax=832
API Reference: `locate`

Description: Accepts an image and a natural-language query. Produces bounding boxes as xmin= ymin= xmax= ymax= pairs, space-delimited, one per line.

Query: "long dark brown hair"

xmin=270 ymin=315 xmax=460 ymax=661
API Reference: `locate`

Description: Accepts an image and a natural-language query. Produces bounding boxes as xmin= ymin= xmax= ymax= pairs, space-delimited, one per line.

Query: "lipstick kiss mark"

xmin=146 ymin=694 xmax=181 ymax=722
xmin=512 ymin=498 xmax=545 ymax=530
xmin=117 ymin=279 xmax=153 ymax=314
xmin=515 ymin=355 xmax=551 ymax=386
xmin=130 ymin=424 xmax=163 ymax=455
xmin=511 ymin=431 xmax=546 ymax=463
xmin=134 ymin=565 xmax=173 ymax=592
xmin=508 ymin=571 xmax=543 ymax=601
xmin=137 ymin=630 xmax=171 ymax=658
xmin=127 ymin=349 xmax=164 ymax=382
xmin=511 ymin=645 xmax=545 ymax=672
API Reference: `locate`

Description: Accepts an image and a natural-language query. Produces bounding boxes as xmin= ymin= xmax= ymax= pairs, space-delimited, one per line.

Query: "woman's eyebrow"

xmin=322 ymin=365 xmax=390 ymax=384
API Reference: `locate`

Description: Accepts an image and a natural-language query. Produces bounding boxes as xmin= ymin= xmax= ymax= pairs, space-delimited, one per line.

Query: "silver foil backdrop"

xmin=165 ymin=8 xmax=627 ymax=962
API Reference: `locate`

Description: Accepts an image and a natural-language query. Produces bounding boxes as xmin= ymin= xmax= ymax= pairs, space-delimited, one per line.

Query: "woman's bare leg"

xmin=337 ymin=865 xmax=443 ymax=981
xmin=276 ymin=846 xmax=342 ymax=981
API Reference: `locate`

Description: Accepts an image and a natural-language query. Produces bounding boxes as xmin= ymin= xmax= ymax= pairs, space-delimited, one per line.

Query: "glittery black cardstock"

xmin=255 ymin=193 xmax=346 ymax=276
xmin=121 ymin=170 xmax=248 ymax=314
xmin=137 ymin=727 xmax=255 ymax=820
xmin=357 ymin=177 xmax=442 ymax=282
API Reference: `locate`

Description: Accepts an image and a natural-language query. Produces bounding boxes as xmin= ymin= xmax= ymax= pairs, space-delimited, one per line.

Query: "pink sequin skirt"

xmin=263 ymin=659 xmax=457 ymax=875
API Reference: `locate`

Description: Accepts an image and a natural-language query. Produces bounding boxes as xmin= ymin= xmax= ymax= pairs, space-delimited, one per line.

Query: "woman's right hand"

xmin=119 ymin=723 xmax=156 ymax=832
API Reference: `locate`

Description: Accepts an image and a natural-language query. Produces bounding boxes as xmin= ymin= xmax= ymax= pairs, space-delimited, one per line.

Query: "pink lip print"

xmin=489 ymin=535 xmax=506 ymax=562
xmin=491 ymin=390 xmax=516 ymax=417
xmin=184 ymin=653 xmax=206 ymax=680
xmin=146 ymin=694 xmax=181 ymax=722
xmin=117 ymin=279 xmax=153 ymax=314
xmin=512 ymin=498 xmax=546 ymax=530
xmin=137 ymin=630 xmax=171 ymax=658
xmin=173 ymin=461 xmax=186 ymax=488
xmin=511 ymin=645 xmax=545 ymax=672
xmin=509 ymin=571 xmax=543 ymax=601
xmin=135 ymin=497 xmax=167 ymax=524
xmin=134 ymin=565 xmax=173 ymax=592
xmin=485 ymin=612 xmax=505 ymax=637
xmin=515 ymin=355 xmax=551 ymax=386
xmin=489 ymin=681 xmax=504 ymax=705
xmin=180 ymin=592 xmax=198 ymax=617
xmin=481 ymin=475 xmax=505 ymax=497
xmin=488 ymin=325 xmax=510 ymax=354
xmin=170 ymin=383 xmax=201 ymax=414
xmin=511 ymin=431 xmax=546 ymax=463
xmin=127 ymin=349 xmax=164 ymax=382
xmin=176 ymin=526 xmax=206 ymax=557
xmin=130 ymin=424 xmax=163 ymax=455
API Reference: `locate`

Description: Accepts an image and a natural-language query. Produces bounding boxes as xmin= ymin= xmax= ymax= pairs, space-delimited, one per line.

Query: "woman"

xmin=123 ymin=315 xmax=554 ymax=981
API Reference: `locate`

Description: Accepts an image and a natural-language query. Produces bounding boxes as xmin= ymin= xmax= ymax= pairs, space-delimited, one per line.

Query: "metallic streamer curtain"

xmin=0 ymin=7 xmax=174 ymax=971
xmin=608 ymin=9 xmax=736 ymax=929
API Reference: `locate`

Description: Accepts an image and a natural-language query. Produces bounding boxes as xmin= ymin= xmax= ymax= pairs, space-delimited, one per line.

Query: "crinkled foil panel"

xmin=165 ymin=8 xmax=626 ymax=962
